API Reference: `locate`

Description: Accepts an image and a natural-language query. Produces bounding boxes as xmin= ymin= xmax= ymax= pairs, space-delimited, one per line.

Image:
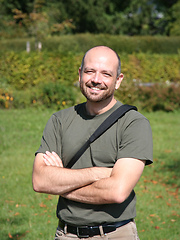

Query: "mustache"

xmin=86 ymin=83 xmax=106 ymax=90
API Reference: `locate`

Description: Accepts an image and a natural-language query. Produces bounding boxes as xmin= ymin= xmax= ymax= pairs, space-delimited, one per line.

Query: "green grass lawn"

xmin=0 ymin=108 xmax=179 ymax=240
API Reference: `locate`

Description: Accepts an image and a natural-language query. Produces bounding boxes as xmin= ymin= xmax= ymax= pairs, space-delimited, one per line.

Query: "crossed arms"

xmin=32 ymin=151 xmax=145 ymax=205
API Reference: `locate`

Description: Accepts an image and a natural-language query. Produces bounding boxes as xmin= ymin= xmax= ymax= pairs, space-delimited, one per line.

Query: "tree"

xmin=169 ymin=0 xmax=180 ymax=36
xmin=12 ymin=0 xmax=49 ymax=41
xmin=0 ymin=0 xmax=179 ymax=37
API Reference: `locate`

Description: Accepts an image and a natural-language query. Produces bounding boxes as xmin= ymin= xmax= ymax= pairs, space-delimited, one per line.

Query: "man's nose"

xmin=92 ymin=72 xmax=102 ymax=83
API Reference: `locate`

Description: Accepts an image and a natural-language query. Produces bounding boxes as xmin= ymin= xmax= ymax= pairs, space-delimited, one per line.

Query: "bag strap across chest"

xmin=66 ymin=104 xmax=137 ymax=168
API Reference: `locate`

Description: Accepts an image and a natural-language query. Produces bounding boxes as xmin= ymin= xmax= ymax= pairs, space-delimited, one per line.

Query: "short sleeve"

xmin=117 ymin=115 xmax=153 ymax=165
xmin=35 ymin=114 xmax=62 ymax=158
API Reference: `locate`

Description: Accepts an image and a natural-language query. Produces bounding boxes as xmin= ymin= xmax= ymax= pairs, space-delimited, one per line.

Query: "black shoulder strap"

xmin=66 ymin=104 xmax=137 ymax=168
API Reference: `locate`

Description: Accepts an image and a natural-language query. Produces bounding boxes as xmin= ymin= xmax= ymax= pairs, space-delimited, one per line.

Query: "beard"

xmin=80 ymin=81 xmax=116 ymax=103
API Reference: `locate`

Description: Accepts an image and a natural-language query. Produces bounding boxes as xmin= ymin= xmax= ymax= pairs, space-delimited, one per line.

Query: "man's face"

xmin=79 ymin=48 xmax=122 ymax=103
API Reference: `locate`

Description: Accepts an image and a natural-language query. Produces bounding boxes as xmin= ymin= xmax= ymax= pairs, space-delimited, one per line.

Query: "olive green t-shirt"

xmin=36 ymin=101 xmax=153 ymax=226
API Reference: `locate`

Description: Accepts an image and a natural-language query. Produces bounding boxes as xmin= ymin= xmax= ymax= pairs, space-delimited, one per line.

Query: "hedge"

xmin=0 ymin=50 xmax=180 ymax=111
xmin=0 ymin=34 xmax=180 ymax=54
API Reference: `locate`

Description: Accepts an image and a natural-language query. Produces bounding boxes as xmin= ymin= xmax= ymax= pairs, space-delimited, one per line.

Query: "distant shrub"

xmin=121 ymin=53 xmax=180 ymax=84
xmin=0 ymin=49 xmax=179 ymax=111
xmin=0 ymin=51 xmax=81 ymax=90
xmin=7 ymin=82 xmax=77 ymax=109
xmin=137 ymin=83 xmax=180 ymax=112
xmin=12 ymin=89 xmax=33 ymax=109
xmin=115 ymin=81 xmax=180 ymax=112
xmin=0 ymin=34 xmax=180 ymax=54
xmin=1 ymin=51 xmax=179 ymax=89
xmin=40 ymin=82 xmax=77 ymax=109
xmin=0 ymin=89 xmax=14 ymax=109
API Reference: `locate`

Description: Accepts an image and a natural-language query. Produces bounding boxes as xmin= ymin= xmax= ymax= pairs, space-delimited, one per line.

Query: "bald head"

xmin=80 ymin=46 xmax=121 ymax=78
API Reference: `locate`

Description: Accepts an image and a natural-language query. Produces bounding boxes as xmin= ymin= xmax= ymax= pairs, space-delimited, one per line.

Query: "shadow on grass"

xmin=0 ymin=216 xmax=30 ymax=240
xmin=7 ymin=231 xmax=29 ymax=240
xmin=162 ymin=158 xmax=180 ymax=187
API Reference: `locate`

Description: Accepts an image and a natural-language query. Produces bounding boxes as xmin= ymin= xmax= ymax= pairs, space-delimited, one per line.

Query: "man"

xmin=32 ymin=46 xmax=153 ymax=239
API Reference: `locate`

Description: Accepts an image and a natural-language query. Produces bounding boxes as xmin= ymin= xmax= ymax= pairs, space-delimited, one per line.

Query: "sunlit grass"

xmin=136 ymin=110 xmax=180 ymax=239
xmin=0 ymin=108 xmax=179 ymax=239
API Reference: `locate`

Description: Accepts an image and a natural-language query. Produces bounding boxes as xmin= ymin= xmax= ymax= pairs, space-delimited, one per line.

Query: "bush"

xmin=0 ymin=89 xmax=14 ymax=109
xmin=0 ymin=34 xmax=180 ymax=54
xmin=121 ymin=53 xmax=180 ymax=83
xmin=6 ymin=82 xmax=77 ymax=110
xmin=115 ymin=82 xmax=180 ymax=112
xmin=0 ymin=51 xmax=81 ymax=90
xmin=40 ymin=82 xmax=77 ymax=109
xmin=0 ymin=48 xmax=179 ymax=111
xmin=137 ymin=83 xmax=180 ymax=112
xmin=1 ymin=51 xmax=179 ymax=89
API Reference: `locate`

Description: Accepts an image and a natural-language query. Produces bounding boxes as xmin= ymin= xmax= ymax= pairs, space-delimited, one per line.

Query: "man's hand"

xmin=43 ymin=151 xmax=63 ymax=167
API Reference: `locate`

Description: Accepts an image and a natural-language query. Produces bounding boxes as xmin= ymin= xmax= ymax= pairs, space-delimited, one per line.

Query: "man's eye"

xmin=85 ymin=70 xmax=93 ymax=74
xmin=103 ymin=72 xmax=111 ymax=77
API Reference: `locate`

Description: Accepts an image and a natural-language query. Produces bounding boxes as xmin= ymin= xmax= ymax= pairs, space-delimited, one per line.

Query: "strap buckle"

xmin=77 ymin=226 xmax=90 ymax=238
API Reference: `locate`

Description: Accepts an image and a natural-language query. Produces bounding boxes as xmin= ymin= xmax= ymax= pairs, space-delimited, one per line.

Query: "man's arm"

xmin=62 ymin=158 xmax=145 ymax=204
xmin=32 ymin=152 xmax=112 ymax=195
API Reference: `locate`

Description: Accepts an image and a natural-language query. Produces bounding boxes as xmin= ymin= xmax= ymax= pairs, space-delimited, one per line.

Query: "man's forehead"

xmin=86 ymin=46 xmax=117 ymax=58
xmin=84 ymin=48 xmax=118 ymax=66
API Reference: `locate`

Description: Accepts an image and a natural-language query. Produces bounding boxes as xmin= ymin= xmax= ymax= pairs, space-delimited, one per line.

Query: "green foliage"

xmin=115 ymin=52 xmax=180 ymax=111
xmin=169 ymin=0 xmax=180 ymax=36
xmin=0 ymin=0 xmax=180 ymax=37
xmin=12 ymin=89 xmax=33 ymax=109
xmin=0 ymin=89 xmax=14 ymax=109
xmin=0 ymin=46 xmax=179 ymax=111
xmin=1 ymin=35 xmax=180 ymax=54
xmin=0 ymin=51 xmax=81 ymax=90
xmin=0 ymin=50 xmax=81 ymax=109
xmin=40 ymin=82 xmax=76 ymax=109
xmin=137 ymin=84 xmax=180 ymax=112
xmin=1 ymin=51 xmax=52 ymax=89
xmin=115 ymin=82 xmax=180 ymax=112
xmin=121 ymin=53 xmax=180 ymax=83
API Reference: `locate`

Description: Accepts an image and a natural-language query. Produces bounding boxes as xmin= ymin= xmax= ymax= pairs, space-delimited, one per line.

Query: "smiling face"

xmin=79 ymin=46 xmax=123 ymax=104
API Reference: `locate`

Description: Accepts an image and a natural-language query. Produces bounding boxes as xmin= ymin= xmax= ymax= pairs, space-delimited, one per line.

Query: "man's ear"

xmin=115 ymin=73 xmax=124 ymax=90
xmin=78 ymin=67 xmax=81 ymax=82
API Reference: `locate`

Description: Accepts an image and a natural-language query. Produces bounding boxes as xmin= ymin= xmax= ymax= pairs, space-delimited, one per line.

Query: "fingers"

xmin=43 ymin=151 xmax=63 ymax=167
xmin=51 ymin=151 xmax=64 ymax=167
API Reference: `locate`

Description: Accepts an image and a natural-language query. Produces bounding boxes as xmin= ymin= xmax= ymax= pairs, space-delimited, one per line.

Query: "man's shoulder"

xmin=115 ymin=102 xmax=150 ymax=126
xmin=51 ymin=103 xmax=85 ymax=125
xmin=122 ymin=109 xmax=149 ymax=127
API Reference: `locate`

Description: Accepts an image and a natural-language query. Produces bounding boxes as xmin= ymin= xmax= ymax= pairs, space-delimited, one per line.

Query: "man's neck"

xmin=85 ymin=98 xmax=117 ymax=116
